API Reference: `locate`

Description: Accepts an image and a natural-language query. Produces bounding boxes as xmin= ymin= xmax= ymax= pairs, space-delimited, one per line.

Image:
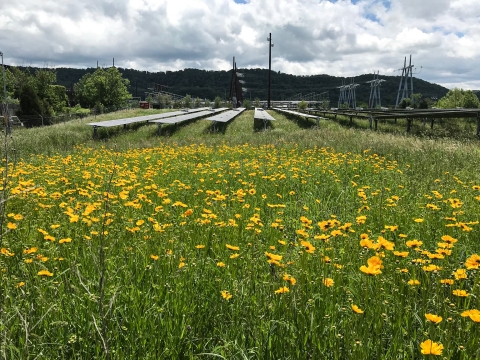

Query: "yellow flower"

xmin=283 ymin=274 xmax=297 ymax=286
xmin=465 ymin=254 xmax=480 ymax=269
xmin=423 ymin=265 xmax=442 ymax=272
xmin=425 ymin=314 xmax=442 ymax=324
xmin=454 ymin=268 xmax=467 ymax=280
xmin=15 ymin=281 xmax=25 ymax=288
xmin=150 ymin=254 xmax=159 ymax=261
xmin=360 ymin=265 xmax=382 ymax=275
xmin=216 ymin=262 xmax=226 ymax=267
xmin=229 ymin=253 xmax=240 ymax=259
xmin=440 ymin=279 xmax=454 ymax=285
xmin=38 ymin=270 xmax=54 ymax=277
xmin=1 ymin=248 xmax=14 ymax=257
xmin=13 ymin=214 xmax=23 ymax=221
xmin=408 ymin=279 xmax=420 ymax=286
xmin=393 ymin=251 xmax=409 ymax=258
xmin=414 ymin=218 xmax=424 ymax=223
xmin=300 ymin=240 xmax=315 ymax=254
xmin=136 ymin=220 xmax=145 ymax=226
xmin=461 ymin=309 xmax=480 ymax=322
xmin=452 ymin=289 xmax=469 ymax=297
xmin=195 ymin=245 xmax=205 ymax=249
xmin=351 ymin=304 xmax=364 ymax=314
xmin=226 ymin=244 xmax=240 ymax=251
xmin=406 ymin=240 xmax=423 ymax=248
xmin=50 ymin=224 xmax=61 ymax=229
xmin=221 ymin=290 xmax=232 ymax=300
xmin=323 ymin=278 xmax=334 ymax=287
xmin=420 ymin=340 xmax=443 ymax=355
xmin=23 ymin=247 xmax=38 ymax=255
xmin=274 ymin=286 xmax=289 ymax=294
xmin=183 ymin=209 xmax=193 ymax=217
xmin=178 ymin=262 xmax=186 ymax=269
xmin=264 ymin=252 xmax=283 ymax=261
xmin=59 ymin=238 xmax=72 ymax=244
xmin=7 ymin=222 xmax=17 ymax=230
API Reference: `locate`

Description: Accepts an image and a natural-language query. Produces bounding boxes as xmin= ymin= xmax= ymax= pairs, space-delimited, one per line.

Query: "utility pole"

xmin=1 ymin=51 xmax=9 ymax=134
xmin=267 ymin=33 xmax=274 ymax=109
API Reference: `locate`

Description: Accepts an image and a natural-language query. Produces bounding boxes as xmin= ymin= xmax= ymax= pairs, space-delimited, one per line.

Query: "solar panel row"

xmin=205 ymin=108 xmax=246 ymax=123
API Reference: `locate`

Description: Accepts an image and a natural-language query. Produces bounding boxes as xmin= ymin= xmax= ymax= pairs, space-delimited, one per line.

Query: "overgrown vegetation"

xmin=0 ymin=109 xmax=479 ymax=359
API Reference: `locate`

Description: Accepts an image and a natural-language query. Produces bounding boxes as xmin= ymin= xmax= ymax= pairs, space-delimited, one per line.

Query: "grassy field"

xmin=1 ymin=109 xmax=479 ymax=359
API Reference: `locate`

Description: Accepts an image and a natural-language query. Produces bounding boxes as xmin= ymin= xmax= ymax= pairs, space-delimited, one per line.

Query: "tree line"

xmin=1 ymin=65 xmax=479 ymax=128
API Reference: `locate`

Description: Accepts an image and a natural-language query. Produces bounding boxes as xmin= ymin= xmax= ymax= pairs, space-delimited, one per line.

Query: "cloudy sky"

xmin=1 ymin=0 xmax=479 ymax=89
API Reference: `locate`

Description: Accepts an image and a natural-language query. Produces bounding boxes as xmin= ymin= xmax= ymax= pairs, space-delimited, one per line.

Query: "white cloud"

xmin=0 ymin=0 xmax=479 ymax=89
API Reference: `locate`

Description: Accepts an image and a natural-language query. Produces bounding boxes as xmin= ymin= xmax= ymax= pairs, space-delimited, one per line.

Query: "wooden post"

xmin=93 ymin=126 xmax=98 ymax=138
xmin=406 ymin=118 xmax=412 ymax=133
xmin=157 ymin=123 xmax=162 ymax=136
xmin=316 ymin=117 xmax=319 ymax=129
xmin=430 ymin=118 xmax=434 ymax=129
xmin=369 ymin=116 xmax=373 ymax=129
xmin=374 ymin=119 xmax=378 ymax=130
xmin=477 ymin=113 xmax=480 ymax=138
xmin=350 ymin=115 xmax=353 ymax=124
xmin=394 ymin=118 xmax=397 ymax=124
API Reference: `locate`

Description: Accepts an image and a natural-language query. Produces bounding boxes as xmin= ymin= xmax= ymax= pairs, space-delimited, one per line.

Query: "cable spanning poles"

xmin=395 ymin=55 xmax=414 ymax=109
xmin=367 ymin=71 xmax=385 ymax=109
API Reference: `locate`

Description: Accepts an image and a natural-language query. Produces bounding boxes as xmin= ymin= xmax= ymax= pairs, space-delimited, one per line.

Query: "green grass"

xmin=0 ymin=109 xmax=479 ymax=359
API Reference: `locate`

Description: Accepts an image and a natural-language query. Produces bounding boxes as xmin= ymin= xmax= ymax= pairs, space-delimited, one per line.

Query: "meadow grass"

xmin=0 ymin=109 xmax=479 ymax=359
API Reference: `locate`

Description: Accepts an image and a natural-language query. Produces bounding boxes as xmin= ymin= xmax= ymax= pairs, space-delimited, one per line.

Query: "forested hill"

xmin=51 ymin=66 xmax=449 ymax=107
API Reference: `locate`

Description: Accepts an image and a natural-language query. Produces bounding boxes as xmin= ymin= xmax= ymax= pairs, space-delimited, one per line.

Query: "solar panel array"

xmin=205 ymin=108 xmax=246 ymax=123
xmin=254 ymin=108 xmax=276 ymax=121
xmin=273 ymin=108 xmax=321 ymax=119
xmin=87 ymin=108 xmax=211 ymax=128
xmin=149 ymin=108 xmax=229 ymax=125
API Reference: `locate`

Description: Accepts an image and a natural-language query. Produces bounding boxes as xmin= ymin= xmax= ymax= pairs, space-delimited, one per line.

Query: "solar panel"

xmin=87 ymin=108 xmax=211 ymax=128
xmin=273 ymin=108 xmax=320 ymax=119
xmin=206 ymin=108 xmax=246 ymax=123
xmin=149 ymin=108 xmax=229 ymax=125
xmin=254 ymin=108 xmax=276 ymax=121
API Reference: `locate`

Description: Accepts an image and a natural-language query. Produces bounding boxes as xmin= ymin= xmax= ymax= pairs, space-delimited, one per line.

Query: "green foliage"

xmin=184 ymin=94 xmax=192 ymax=108
xmin=243 ymin=99 xmax=252 ymax=110
xmin=74 ymin=67 xmax=131 ymax=109
xmin=213 ymin=96 xmax=222 ymax=109
xmin=9 ymin=67 xmax=67 ymax=116
xmin=146 ymin=94 xmax=153 ymax=104
xmin=205 ymin=99 xmax=211 ymax=107
xmin=298 ymin=100 xmax=308 ymax=110
xmin=437 ymin=88 xmax=480 ymax=109
xmin=194 ymin=97 xmax=201 ymax=108
xmin=254 ymin=97 xmax=260 ymax=108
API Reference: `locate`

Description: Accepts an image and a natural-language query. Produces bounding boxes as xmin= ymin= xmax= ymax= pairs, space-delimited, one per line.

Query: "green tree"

xmin=184 ymin=94 xmax=192 ymax=108
xmin=205 ymin=99 xmax=211 ymax=107
xmin=146 ymin=94 xmax=153 ymax=105
xmin=298 ymin=100 xmax=308 ymax=110
xmin=243 ymin=99 xmax=252 ymax=110
xmin=213 ymin=96 xmax=222 ymax=109
xmin=194 ymin=97 xmax=201 ymax=108
xmin=254 ymin=97 xmax=260 ymax=108
xmin=437 ymin=88 xmax=480 ymax=109
xmin=75 ymin=67 xmax=131 ymax=109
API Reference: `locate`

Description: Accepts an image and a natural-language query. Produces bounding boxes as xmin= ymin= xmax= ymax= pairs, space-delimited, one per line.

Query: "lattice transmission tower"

xmin=367 ymin=71 xmax=385 ymax=108
xmin=395 ymin=55 xmax=414 ymax=109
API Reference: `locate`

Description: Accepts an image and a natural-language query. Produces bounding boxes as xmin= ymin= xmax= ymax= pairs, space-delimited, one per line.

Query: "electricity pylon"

xmin=395 ymin=55 xmax=414 ymax=109
xmin=367 ymin=71 xmax=385 ymax=108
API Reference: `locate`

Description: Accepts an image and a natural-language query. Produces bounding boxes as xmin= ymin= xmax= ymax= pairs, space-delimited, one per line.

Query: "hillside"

xmin=49 ymin=66 xmax=449 ymax=107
